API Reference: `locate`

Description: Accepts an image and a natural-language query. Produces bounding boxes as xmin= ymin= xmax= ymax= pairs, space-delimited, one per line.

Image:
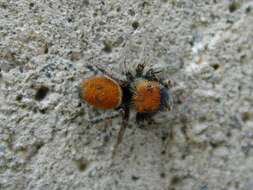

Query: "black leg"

xmin=88 ymin=110 xmax=123 ymax=124
xmin=136 ymin=112 xmax=146 ymax=124
xmin=85 ymin=62 xmax=127 ymax=84
xmin=135 ymin=63 xmax=146 ymax=77
xmin=111 ymin=107 xmax=130 ymax=158
xmin=145 ymin=68 xmax=161 ymax=81
xmin=136 ymin=112 xmax=156 ymax=127
xmin=125 ymin=71 xmax=134 ymax=81
xmin=160 ymin=79 xmax=174 ymax=89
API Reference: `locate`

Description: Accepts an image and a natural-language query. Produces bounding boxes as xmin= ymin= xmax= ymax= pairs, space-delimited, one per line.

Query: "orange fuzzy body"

xmin=81 ymin=75 xmax=122 ymax=109
xmin=132 ymin=80 xmax=161 ymax=113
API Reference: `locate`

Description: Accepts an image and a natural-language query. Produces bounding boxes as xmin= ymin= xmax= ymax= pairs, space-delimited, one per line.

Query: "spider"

xmin=80 ymin=61 xmax=173 ymax=156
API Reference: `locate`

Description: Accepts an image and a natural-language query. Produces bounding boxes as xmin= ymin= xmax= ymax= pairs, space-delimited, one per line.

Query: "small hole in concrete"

xmin=128 ymin=9 xmax=135 ymax=16
xmin=116 ymin=7 xmax=121 ymax=12
xmin=67 ymin=17 xmax=73 ymax=22
xmin=199 ymin=116 xmax=207 ymax=122
xmin=132 ymin=21 xmax=139 ymax=30
xmin=141 ymin=1 xmax=149 ymax=8
xmin=39 ymin=109 xmax=46 ymax=114
xmin=170 ymin=176 xmax=181 ymax=185
xmin=211 ymin=64 xmax=220 ymax=70
xmin=44 ymin=43 xmax=49 ymax=54
xmin=83 ymin=0 xmax=89 ymax=6
xmin=181 ymin=153 xmax=187 ymax=160
xmin=241 ymin=112 xmax=251 ymax=122
xmin=131 ymin=175 xmax=140 ymax=181
xmin=245 ymin=6 xmax=251 ymax=13
xmin=75 ymin=159 xmax=89 ymax=172
xmin=161 ymin=132 xmax=168 ymax=141
xmin=226 ymin=131 xmax=232 ymax=137
xmin=35 ymin=141 xmax=44 ymax=150
xmin=228 ymin=1 xmax=240 ymax=13
xmin=102 ymin=40 xmax=113 ymax=53
xmin=160 ymin=172 xmax=166 ymax=178
xmin=34 ymin=86 xmax=49 ymax=101
xmin=16 ymin=94 xmax=23 ymax=101
xmin=209 ymin=142 xmax=219 ymax=148
xmin=29 ymin=2 xmax=35 ymax=8
xmin=240 ymin=54 xmax=247 ymax=64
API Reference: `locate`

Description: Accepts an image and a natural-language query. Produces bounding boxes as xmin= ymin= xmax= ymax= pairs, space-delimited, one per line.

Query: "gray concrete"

xmin=1 ymin=0 xmax=253 ymax=189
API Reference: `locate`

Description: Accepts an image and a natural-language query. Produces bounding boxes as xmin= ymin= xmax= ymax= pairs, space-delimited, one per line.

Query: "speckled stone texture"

xmin=0 ymin=0 xmax=253 ymax=190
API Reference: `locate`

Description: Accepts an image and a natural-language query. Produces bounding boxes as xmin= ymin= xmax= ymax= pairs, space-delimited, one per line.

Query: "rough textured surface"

xmin=1 ymin=0 xmax=253 ymax=190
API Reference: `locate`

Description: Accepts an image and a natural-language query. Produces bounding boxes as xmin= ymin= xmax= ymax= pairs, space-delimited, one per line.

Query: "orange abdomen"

xmin=80 ymin=75 xmax=122 ymax=109
xmin=132 ymin=80 xmax=161 ymax=113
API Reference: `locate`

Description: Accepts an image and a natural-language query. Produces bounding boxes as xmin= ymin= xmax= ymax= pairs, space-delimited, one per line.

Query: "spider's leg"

xmin=122 ymin=58 xmax=135 ymax=82
xmin=121 ymin=49 xmax=128 ymax=75
xmin=125 ymin=71 xmax=134 ymax=81
xmin=94 ymin=64 xmax=121 ymax=79
xmin=145 ymin=68 xmax=174 ymax=88
xmin=84 ymin=54 xmax=127 ymax=83
xmin=136 ymin=112 xmax=146 ymax=125
xmin=160 ymin=78 xmax=174 ymax=89
xmin=136 ymin=112 xmax=157 ymax=128
xmin=88 ymin=110 xmax=122 ymax=124
xmin=135 ymin=63 xmax=146 ymax=77
xmin=111 ymin=107 xmax=130 ymax=158
xmin=145 ymin=68 xmax=162 ymax=81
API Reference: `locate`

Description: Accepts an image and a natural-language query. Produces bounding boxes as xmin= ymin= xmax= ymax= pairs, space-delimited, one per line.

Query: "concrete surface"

xmin=1 ymin=0 xmax=253 ymax=190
